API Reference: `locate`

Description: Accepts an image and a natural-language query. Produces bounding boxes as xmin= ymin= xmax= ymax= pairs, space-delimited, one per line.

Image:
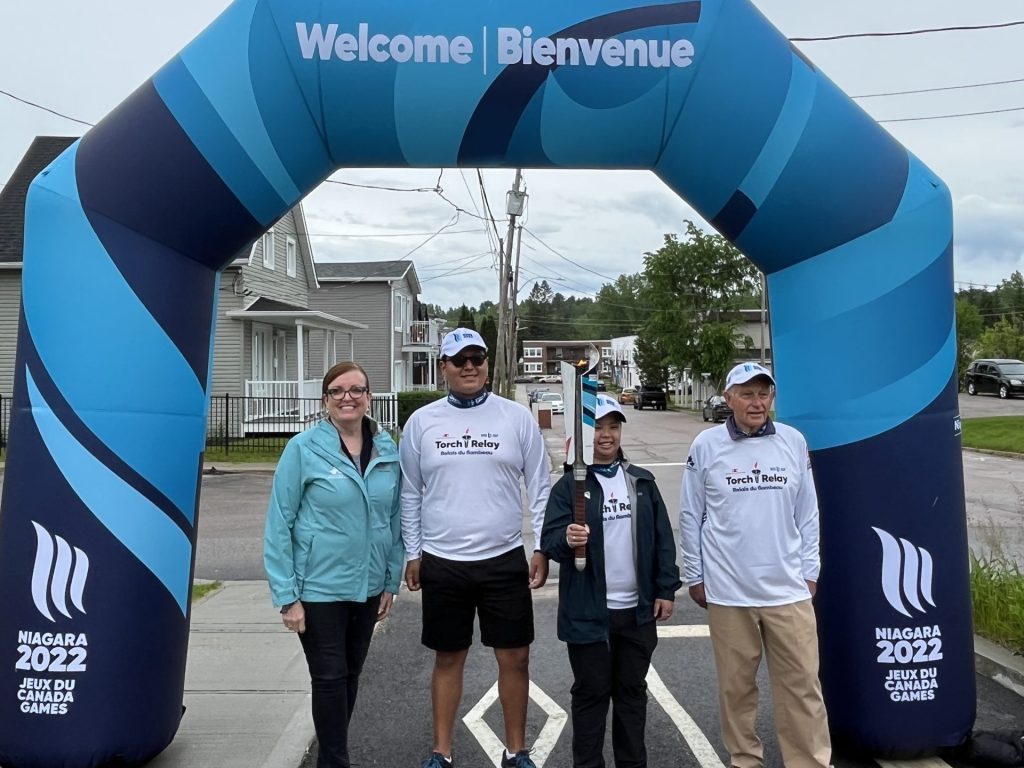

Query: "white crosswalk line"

xmin=658 ymin=624 xmax=711 ymax=638
xmin=647 ymin=665 xmax=725 ymax=768
xmin=462 ymin=681 xmax=568 ymax=767
xmin=876 ymin=758 xmax=954 ymax=768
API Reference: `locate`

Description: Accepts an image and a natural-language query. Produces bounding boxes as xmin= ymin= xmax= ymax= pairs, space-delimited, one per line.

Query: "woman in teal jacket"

xmin=264 ymin=361 xmax=403 ymax=768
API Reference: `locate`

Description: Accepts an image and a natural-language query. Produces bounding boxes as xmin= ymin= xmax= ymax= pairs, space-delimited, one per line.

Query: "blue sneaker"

xmin=500 ymin=749 xmax=536 ymax=768
xmin=421 ymin=752 xmax=453 ymax=768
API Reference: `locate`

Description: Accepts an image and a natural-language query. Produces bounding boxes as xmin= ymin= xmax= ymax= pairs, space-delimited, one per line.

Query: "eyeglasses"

xmin=446 ymin=352 xmax=487 ymax=368
xmin=325 ymin=386 xmax=368 ymax=400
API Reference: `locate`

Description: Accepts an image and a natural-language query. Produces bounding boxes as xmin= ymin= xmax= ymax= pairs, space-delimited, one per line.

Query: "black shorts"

xmin=420 ymin=547 xmax=535 ymax=652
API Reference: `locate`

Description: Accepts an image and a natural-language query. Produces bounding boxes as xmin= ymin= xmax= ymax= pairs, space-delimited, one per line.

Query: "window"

xmin=524 ymin=362 xmax=542 ymax=374
xmin=524 ymin=347 xmax=541 ymax=358
xmin=286 ymin=237 xmax=296 ymax=277
xmin=393 ymin=293 xmax=408 ymax=331
xmin=262 ymin=230 xmax=275 ymax=269
xmin=601 ymin=347 xmax=612 ymax=358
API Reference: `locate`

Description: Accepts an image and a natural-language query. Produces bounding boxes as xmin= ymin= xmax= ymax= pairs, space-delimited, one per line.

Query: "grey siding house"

xmin=309 ymin=260 xmax=444 ymax=393
xmin=0 ymin=136 xmax=372 ymax=438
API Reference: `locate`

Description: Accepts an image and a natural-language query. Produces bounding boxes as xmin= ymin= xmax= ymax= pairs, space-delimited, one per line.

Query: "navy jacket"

xmin=541 ymin=461 xmax=681 ymax=644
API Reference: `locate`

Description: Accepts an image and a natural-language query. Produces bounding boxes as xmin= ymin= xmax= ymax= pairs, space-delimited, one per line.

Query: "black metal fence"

xmin=0 ymin=393 xmax=398 ymax=458
xmin=0 ymin=395 xmax=9 ymax=457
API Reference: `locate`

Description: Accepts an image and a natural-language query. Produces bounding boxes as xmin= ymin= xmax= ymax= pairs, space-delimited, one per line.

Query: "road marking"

xmin=647 ymin=665 xmax=724 ymax=768
xmin=876 ymin=758 xmax=953 ymax=768
xmin=658 ymin=624 xmax=711 ymax=638
xmin=463 ymin=681 xmax=567 ymax=767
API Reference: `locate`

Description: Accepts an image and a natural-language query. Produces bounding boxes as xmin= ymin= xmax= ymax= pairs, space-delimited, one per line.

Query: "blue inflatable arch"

xmin=0 ymin=1 xmax=974 ymax=766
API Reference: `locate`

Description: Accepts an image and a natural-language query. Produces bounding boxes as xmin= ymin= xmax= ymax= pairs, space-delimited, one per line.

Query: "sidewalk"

xmin=149 ymin=581 xmax=315 ymax=768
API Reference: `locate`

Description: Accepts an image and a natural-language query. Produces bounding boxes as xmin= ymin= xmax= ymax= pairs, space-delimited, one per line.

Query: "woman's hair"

xmin=321 ymin=361 xmax=370 ymax=395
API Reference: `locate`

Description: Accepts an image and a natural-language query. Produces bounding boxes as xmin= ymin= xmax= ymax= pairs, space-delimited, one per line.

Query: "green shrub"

xmin=397 ymin=390 xmax=447 ymax=428
xmin=971 ymin=552 xmax=1024 ymax=654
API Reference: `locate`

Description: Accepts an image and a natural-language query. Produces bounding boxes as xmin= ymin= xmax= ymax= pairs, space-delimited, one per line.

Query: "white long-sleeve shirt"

xmin=679 ymin=421 xmax=820 ymax=607
xmin=400 ymin=394 xmax=551 ymax=561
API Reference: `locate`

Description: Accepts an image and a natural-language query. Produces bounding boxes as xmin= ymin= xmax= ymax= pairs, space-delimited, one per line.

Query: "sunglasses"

xmin=446 ymin=352 xmax=487 ymax=368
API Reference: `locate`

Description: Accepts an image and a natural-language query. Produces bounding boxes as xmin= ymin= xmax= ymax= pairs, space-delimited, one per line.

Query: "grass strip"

xmin=961 ymin=415 xmax=1024 ymax=454
xmin=191 ymin=581 xmax=222 ymax=603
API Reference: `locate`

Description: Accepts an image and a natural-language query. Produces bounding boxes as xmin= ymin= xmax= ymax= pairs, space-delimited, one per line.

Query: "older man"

xmin=680 ymin=362 xmax=831 ymax=768
xmin=400 ymin=328 xmax=550 ymax=768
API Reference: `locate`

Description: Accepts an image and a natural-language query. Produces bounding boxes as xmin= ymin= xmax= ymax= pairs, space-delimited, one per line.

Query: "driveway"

xmin=959 ymin=391 xmax=1024 ymax=418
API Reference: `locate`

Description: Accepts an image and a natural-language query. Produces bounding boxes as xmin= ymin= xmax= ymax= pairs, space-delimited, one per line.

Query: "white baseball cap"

xmin=440 ymin=328 xmax=487 ymax=358
xmin=595 ymin=393 xmax=627 ymax=423
xmin=725 ymin=362 xmax=775 ymax=390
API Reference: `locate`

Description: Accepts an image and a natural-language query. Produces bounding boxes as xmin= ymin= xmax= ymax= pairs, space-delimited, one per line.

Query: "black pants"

xmin=298 ymin=595 xmax=382 ymax=768
xmin=566 ymin=609 xmax=658 ymax=768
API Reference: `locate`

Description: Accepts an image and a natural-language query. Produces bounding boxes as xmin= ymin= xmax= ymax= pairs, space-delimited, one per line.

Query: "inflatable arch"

xmin=0 ymin=1 xmax=974 ymax=765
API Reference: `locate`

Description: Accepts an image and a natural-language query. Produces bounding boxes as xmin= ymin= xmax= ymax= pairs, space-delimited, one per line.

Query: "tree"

xmin=955 ymin=298 xmax=984 ymax=382
xmin=478 ymin=315 xmax=498 ymax=362
xmin=639 ymin=221 xmax=760 ymax=384
xmin=455 ymin=305 xmax=477 ymax=330
xmin=632 ymin=333 xmax=670 ymax=386
xmin=978 ymin=317 xmax=1024 ymax=360
xmin=518 ymin=281 xmax=555 ymax=341
xmin=583 ymin=274 xmax=647 ymax=338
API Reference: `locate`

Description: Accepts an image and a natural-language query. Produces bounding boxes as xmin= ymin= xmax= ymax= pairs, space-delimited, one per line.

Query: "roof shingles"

xmin=0 ymin=136 xmax=78 ymax=264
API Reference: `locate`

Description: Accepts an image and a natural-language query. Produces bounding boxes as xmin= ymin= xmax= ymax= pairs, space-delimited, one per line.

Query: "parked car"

xmin=538 ymin=374 xmax=562 ymax=384
xmin=514 ymin=374 xmax=535 ymax=383
xmin=537 ymin=392 xmax=565 ymax=414
xmin=702 ymin=395 xmax=732 ymax=423
xmin=634 ymin=384 xmax=667 ymax=411
xmin=528 ymin=387 xmax=551 ymax=403
xmin=618 ymin=387 xmax=636 ymax=405
xmin=964 ymin=358 xmax=1024 ymax=399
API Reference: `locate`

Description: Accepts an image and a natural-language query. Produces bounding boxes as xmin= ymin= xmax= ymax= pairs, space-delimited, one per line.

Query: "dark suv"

xmin=964 ymin=358 xmax=1024 ymax=399
xmin=634 ymin=384 xmax=667 ymax=411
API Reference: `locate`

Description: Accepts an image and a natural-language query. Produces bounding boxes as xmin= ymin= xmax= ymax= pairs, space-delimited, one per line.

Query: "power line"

xmin=880 ymin=105 xmax=1024 ymax=124
xmin=521 ymin=226 xmax=620 ymax=282
xmin=851 ymin=76 xmax=1024 ymax=100
xmin=0 ymin=88 xmax=94 ymax=126
xmin=790 ymin=20 xmax=1024 ymax=42
xmin=323 ymin=178 xmax=436 ymax=193
xmin=306 ymin=228 xmax=481 ymax=238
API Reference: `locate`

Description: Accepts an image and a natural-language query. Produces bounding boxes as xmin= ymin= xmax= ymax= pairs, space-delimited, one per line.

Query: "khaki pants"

xmin=707 ymin=600 xmax=831 ymax=768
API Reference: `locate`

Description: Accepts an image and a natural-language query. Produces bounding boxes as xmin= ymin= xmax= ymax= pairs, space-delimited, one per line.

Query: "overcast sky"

xmin=1 ymin=1 xmax=1021 ymax=311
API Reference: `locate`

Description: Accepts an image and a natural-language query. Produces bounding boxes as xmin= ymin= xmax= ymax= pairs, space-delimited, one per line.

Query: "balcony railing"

xmin=405 ymin=320 xmax=439 ymax=347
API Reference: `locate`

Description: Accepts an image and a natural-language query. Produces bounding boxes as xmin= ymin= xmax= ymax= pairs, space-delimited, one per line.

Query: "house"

xmin=213 ymin=208 xmax=370 ymax=435
xmin=0 ymin=136 xmax=386 ymax=442
xmin=520 ymin=339 xmax=613 ymax=380
xmin=309 ymin=260 xmax=444 ymax=394
xmin=609 ymin=308 xmax=772 ymax=399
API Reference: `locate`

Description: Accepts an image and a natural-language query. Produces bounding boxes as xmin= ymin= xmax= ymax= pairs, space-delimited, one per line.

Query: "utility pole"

xmin=506 ymin=224 xmax=524 ymax=396
xmin=494 ymin=168 xmax=524 ymax=398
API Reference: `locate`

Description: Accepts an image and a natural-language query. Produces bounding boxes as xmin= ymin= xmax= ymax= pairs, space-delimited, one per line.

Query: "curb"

xmin=975 ymin=635 xmax=1024 ymax=698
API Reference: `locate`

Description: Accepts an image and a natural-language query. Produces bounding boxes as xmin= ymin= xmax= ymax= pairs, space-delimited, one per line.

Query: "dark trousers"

xmin=298 ymin=595 xmax=382 ymax=768
xmin=567 ymin=609 xmax=658 ymax=768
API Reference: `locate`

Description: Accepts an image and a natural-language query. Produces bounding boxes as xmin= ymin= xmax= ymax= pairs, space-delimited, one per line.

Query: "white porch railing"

xmin=370 ymin=392 xmax=399 ymax=431
xmin=244 ymin=380 xmax=321 ymax=422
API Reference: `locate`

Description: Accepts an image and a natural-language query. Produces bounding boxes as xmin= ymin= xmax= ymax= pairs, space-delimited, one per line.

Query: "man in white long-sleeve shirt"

xmin=680 ymin=362 xmax=831 ymax=768
xmin=401 ymin=328 xmax=550 ymax=768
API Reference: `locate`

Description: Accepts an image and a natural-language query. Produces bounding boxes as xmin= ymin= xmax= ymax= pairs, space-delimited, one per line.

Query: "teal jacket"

xmin=264 ymin=418 xmax=403 ymax=607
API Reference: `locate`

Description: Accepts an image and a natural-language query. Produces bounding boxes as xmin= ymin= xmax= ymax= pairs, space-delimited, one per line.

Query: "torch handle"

xmin=573 ymin=483 xmax=587 ymax=571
